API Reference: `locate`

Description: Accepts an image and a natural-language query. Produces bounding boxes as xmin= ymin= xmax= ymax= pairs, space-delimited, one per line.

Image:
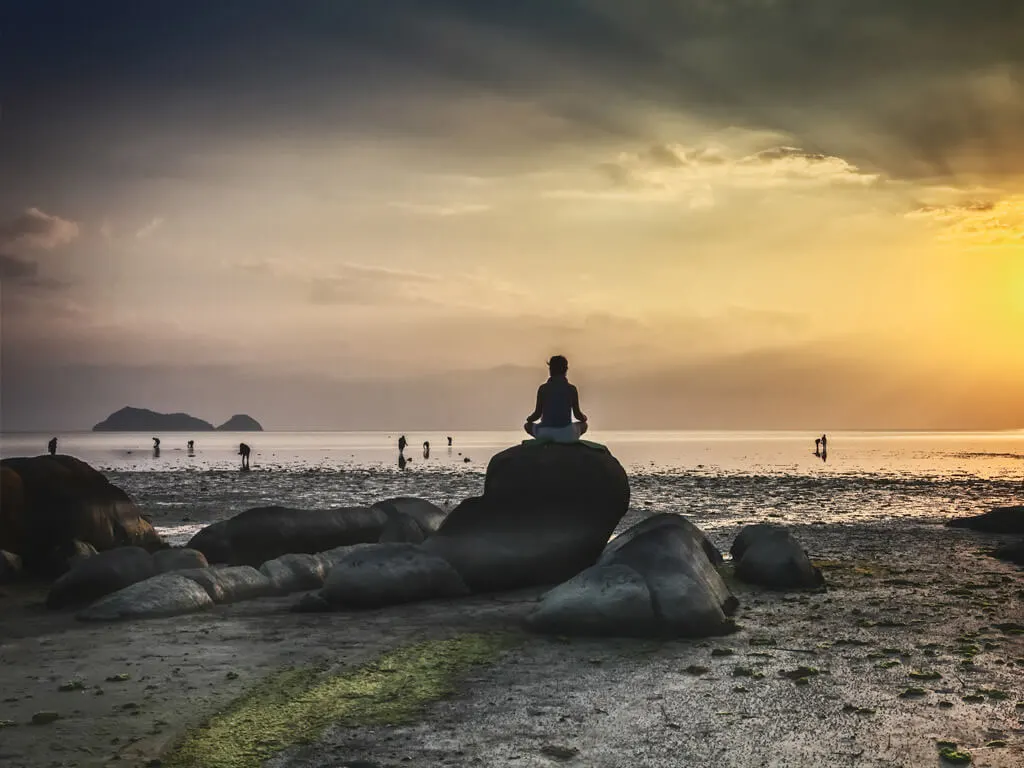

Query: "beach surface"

xmin=1 ymin=431 xmax=1022 ymax=767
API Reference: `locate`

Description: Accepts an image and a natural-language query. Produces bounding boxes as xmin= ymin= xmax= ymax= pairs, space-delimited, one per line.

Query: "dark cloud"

xmin=4 ymin=2 xmax=1022 ymax=185
xmin=0 ymin=208 xmax=79 ymax=249
xmin=0 ymin=252 xmax=64 ymax=290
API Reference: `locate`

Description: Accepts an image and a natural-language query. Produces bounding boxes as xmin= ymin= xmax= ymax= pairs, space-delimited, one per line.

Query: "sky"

xmin=1 ymin=0 xmax=1023 ymax=431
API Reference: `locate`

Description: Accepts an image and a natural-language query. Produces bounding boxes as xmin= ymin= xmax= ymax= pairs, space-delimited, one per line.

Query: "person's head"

xmin=547 ymin=355 xmax=569 ymax=377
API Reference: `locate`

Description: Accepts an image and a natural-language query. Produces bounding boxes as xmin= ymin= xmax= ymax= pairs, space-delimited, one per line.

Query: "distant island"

xmin=215 ymin=414 xmax=264 ymax=432
xmin=92 ymin=407 xmax=263 ymax=432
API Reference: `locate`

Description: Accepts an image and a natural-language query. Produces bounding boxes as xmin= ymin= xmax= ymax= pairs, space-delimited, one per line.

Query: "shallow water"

xmin=2 ymin=430 xmax=1022 ymax=545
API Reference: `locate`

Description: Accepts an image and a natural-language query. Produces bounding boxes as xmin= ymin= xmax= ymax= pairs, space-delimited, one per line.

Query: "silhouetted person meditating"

xmin=238 ymin=442 xmax=251 ymax=470
xmin=48 ymin=437 xmax=58 ymax=456
xmin=524 ymin=355 xmax=588 ymax=442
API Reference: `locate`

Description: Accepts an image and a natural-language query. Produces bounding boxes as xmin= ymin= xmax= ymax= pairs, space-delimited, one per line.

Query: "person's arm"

xmin=526 ymin=385 xmax=544 ymax=423
xmin=570 ymin=385 xmax=587 ymax=422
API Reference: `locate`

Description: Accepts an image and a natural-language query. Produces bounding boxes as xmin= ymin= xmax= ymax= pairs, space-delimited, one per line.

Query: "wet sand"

xmin=1 ymin=514 xmax=1021 ymax=768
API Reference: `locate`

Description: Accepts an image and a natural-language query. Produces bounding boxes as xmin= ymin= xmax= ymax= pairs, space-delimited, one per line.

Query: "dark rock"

xmin=152 ymin=548 xmax=208 ymax=573
xmin=185 ymin=521 xmax=232 ymax=564
xmin=421 ymin=442 xmax=629 ymax=592
xmin=46 ymin=547 xmax=157 ymax=609
xmin=316 ymin=543 xmax=469 ymax=609
xmin=223 ymin=505 xmax=388 ymax=566
xmin=0 ymin=455 xmax=163 ymax=573
xmin=41 ymin=539 xmax=100 ymax=579
xmin=176 ymin=566 xmax=277 ymax=603
xmin=729 ymin=523 xmax=787 ymax=560
xmin=526 ymin=514 xmax=738 ymax=638
xmin=76 ymin=574 xmax=215 ymax=622
xmin=291 ymin=592 xmax=332 ymax=613
xmin=731 ymin=525 xmax=824 ymax=590
xmin=373 ymin=497 xmax=447 ymax=544
xmin=92 ymin=406 xmax=215 ymax=432
xmin=216 ymin=414 xmax=263 ymax=431
xmin=259 ymin=553 xmax=329 ymax=593
xmin=0 ymin=550 xmax=22 ymax=584
xmin=947 ymin=505 xmax=1024 ymax=534
xmin=990 ymin=538 xmax=1024 ymax=566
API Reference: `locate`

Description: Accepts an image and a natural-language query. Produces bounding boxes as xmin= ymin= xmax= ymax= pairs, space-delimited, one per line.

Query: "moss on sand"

xmin=164 ymin=633 xmax=516 ymax=768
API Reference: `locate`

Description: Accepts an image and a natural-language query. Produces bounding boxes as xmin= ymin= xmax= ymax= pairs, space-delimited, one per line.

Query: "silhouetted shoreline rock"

xmin=216 ymin=414 xmax=264 ymax=431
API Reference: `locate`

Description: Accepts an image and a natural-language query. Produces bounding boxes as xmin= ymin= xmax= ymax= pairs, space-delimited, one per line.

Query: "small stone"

xmin=226 ymin=671 xmax=239 ymax=680
xmin=31 ymin=711 xmax=60 ymax=725
xmin=684 ymin=665 xmax=710 ymax=676
xmin=58 ymin=680 xmax=85 ymax=692
xmin=105 ymin=674 xmax=130 ymax=683
xmin=540 ymin=744 xmax=579 ymax=761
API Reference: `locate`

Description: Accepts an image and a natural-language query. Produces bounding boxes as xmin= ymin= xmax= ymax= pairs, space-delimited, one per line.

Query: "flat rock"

xmin=947 ymin=505 xmax=1024 ymax=534
xmin=46 ymin=546 xmax=157 ymax=609
xmin=76 ymin=573 xmax=215 ymax=622
xmin=259 ymin=553 xmax=329 ymax=593
xmin=177 ymin=566 xmax=278 ymax=603
xmin=224 ymin=505 xmax=388 ymax=566
xmin=317 ymin=543 xmax=470 ymax=609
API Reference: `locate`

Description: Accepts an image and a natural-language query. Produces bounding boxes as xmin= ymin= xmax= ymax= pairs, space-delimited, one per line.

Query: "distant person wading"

xmin=48 ymin=437 xmax=58 ymax=456
xmin=524 ymin=355 xmax=589 ymax=443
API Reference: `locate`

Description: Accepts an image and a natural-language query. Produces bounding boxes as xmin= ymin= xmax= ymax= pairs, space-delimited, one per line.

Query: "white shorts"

xmin=532 ymin=423 xmax=584 ymax=443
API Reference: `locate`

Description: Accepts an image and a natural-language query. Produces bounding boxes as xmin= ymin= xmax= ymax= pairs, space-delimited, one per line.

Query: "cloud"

xmin=906 ymin=195 xmax=1024 ymax=244
xmin=135 ymin=216 xmax=165 ymax=239
xmin=0 ymin=208 xmax=79 ymax=249
xmin=0 ymin=253 xmax=64 ymax=290
xmin=387 ymin=202 xmax=492 ymax=217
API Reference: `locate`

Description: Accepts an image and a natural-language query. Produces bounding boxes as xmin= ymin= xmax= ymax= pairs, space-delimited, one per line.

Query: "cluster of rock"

xmin=5 ymin=443 xmax=829 ymax=638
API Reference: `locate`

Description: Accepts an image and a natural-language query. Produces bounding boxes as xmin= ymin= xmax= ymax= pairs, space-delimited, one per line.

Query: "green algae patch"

xmin=938 ymin=745 xmax=972 ymax=764
xmin=164 ymin=633 xmax=516 ymax=768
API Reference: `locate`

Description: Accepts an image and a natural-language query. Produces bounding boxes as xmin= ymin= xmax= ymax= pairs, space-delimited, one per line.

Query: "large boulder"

xmin=186 ymin=521 xmax=232 ymax=564
xmin=222 ymin=505 xmax=389 ymax=566
xmin=947 ymin=505 xmax=1024 ymax=534
xmin=421 ymin=442 xmax=629 ymax=592
xmin=46 ymin=546 xmax=157 ymax=609
xmin=526 ymin=514 xmax=738 ymax=638
xmin=374 ymin=498 xmax=447 ymax=544
xmin=177 ymin=566 xmax=278 ymax=603
xmin=312 ymin=543 xmax=469 ymax=610
xmin=76 ymin=574 xmax=214 ymax=622
xmin=0 ymin=455 xmax=163 ymax=572
xmin=731 ymin=525 xmax=824 ymax=590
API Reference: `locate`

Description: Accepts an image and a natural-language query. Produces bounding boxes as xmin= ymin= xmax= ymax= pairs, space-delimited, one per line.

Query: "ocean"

xmin=2 ymin=430 xmax=1022 ymax=546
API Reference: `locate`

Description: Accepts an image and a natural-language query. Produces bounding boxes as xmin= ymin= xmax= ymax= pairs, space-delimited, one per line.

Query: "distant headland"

xmin=92 ymin=407 xmax=264 ymax=432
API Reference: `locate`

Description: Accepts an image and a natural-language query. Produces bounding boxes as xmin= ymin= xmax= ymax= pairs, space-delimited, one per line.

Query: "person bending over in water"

xmin=524 ymin=355 xmax=588 ymax=442
xmin=238 ymin=442 xmax=251 ymax=470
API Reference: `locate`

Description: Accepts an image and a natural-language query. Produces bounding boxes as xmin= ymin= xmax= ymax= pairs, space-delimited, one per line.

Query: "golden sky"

xmin=1 ymin=1 xmax=1022 ymax=430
